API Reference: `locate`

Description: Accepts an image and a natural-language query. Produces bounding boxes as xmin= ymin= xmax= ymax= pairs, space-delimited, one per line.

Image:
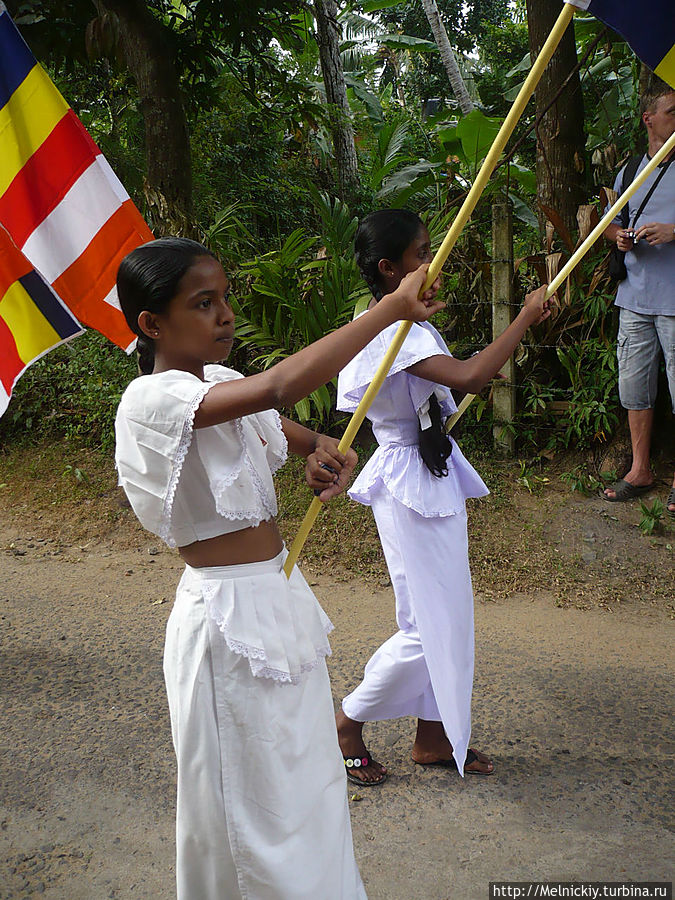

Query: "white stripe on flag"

xmin=564 ymin=1 xmax=591 ymax=10
xmin=0 ymin=382 xmax=9 ymax=417
xmin=21 ymin=154 xmax=130 ymax=282
xmin=97 ymin=154 xmax=130 ymax=204
xmin=101 ymin=284 xmax=122 ymax=310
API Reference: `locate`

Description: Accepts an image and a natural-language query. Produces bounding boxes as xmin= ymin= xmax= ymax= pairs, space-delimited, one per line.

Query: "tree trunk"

xmin=94 ymin=0 xmax=194 ymax=235
xmin=313 ymin=0 xmax=360 ymax=200
xmin=419 ymin=0 xmax=474 ymax=115
xmin=526 ymin=0 xmax=586 ymax=236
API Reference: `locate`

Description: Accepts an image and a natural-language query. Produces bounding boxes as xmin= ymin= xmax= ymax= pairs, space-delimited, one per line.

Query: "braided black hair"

xmin=354 ymin=209 xmax=452 ymax=478
xmin=116 ymin=237 xmax=216 ymax=375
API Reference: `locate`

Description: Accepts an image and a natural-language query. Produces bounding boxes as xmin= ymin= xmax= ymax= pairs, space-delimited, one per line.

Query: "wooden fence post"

xmin=491 ymin=201 xmax=516 ymax=453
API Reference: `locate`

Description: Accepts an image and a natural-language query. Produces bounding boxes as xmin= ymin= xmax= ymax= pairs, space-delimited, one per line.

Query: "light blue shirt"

xmin=611 ymin=154 xmax=675 ymax=316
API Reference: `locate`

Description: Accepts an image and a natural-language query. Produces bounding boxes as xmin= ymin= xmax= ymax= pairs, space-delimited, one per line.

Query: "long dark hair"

xmin=116 ymin=237 xmax=216 ymax=375
xmin=354 ymin=209 xmax=452 ymax=478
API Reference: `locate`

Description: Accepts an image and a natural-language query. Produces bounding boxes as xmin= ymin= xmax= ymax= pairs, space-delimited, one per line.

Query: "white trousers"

xmin=164 ymin=556 xmax=367 ymax=900
xmin=342 ymin=491 xmax=474 ymax=774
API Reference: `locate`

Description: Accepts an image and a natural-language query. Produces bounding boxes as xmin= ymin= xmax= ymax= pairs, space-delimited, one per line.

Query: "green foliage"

xmin=231 ymin=193 xmax=364 ymax=424
xmin=516 ymin=459 xmax=550 ymax=494
xmin=0 ymin=2 xmax=648 ymax=457
xmin=560 ymin=464 xmax=613 ymax=495
xmin=0 ymin=332 xmax=136 ymax=452
xmin=555 ymin=339 xmax=620 ymax=447
xmin=638 ymin=499 xmax=664 ymax=536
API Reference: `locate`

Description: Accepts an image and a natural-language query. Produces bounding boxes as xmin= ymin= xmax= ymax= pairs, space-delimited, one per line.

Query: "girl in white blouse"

xmin=336 ymin=210 xmax=550 ymax=784
xmin=113 ymin=237 xmax=444 ymax=900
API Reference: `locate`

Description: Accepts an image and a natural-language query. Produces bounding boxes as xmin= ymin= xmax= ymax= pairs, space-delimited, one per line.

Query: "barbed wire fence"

xmin=433 ymin=199 xmax=625 ymax=458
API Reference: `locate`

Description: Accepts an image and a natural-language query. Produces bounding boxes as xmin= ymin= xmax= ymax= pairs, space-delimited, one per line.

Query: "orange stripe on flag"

xmin=52 ymin=200 xmax=152 ymax=347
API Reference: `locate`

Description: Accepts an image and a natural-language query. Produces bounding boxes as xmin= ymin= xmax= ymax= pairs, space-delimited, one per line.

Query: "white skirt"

xmin=163 ymin=550 xmax=367 ymax=900
xmin=342 ymin=491 xmax=475 ymax=775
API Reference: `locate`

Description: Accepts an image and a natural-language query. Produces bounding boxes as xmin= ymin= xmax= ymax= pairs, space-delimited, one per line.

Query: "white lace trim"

xmin=159 ymin=384 xmax=211 ymax=546
xmin=266 ymin=407 xmax=288 ymax=474
xmin=202 ymin=581 xmax=334 ymax=685
xmin=246 ymin=647 xmax=333 ymax=685
xmin=236 ymin=417 xmax=278 ymax=519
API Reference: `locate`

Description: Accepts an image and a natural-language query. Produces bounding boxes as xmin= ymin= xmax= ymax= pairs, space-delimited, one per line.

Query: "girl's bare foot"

xmin=411 ymin=718 xmax=494 ymax=775
xmin=335 ymin=709 xmax=387 ymax=785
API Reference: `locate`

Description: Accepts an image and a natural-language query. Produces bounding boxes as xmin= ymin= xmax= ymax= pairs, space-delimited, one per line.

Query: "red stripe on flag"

xmin=52 ymin=200 xmax=152 ymax=349
xmin=0 ymin=311 xmax=24 ymax=394
xmin=0 ymin=109 xmax=100 ymax=248
xmin=0 ymin=231 xmax=33 ymax=298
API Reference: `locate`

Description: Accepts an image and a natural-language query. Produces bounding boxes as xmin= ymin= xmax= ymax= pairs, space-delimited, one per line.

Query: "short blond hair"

xmin=640 ymin=77 xmax=675 ymax=117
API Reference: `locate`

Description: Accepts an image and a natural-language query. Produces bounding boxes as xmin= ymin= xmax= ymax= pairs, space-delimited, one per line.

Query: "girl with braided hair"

xmin=336 ymin=210 xmax=550 ymax=783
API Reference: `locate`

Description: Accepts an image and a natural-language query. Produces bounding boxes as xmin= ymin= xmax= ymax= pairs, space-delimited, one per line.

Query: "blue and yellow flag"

xmin=0 ymin=226 xmax=82 ymax=416
xmin=0 ymin=1 xmax=151 ymax=356
xmin=566 ymin=1 xmax=675 ymax=88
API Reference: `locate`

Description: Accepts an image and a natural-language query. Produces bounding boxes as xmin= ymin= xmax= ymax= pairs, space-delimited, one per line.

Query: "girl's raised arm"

xmin=194 ymin=266 xmax=445 ymax=428
xmin=407 ymin=285 xmax=550 ymax=395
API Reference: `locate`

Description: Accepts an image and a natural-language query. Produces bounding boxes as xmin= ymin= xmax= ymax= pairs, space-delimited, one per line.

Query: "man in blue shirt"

xmin=603 ymin=81 xmax=675 ymax=516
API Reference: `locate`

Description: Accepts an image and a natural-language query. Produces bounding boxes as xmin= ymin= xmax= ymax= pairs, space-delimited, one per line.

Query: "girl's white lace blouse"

xmin=337 ymin=319 xmax=489 ymax=517
xmin=114 ymin=365 xmax=288 ymax=547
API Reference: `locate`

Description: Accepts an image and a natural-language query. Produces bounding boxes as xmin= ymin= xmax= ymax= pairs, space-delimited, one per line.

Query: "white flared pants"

xmin=342 ymin=491 xmax=475 ymax=774
xmin=164 ymin=555 xmax=367 ymax=900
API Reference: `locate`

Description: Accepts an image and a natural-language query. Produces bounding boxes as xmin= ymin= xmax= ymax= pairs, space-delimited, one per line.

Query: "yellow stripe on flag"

xmin=0 ymin=63 xmax=69 ymax=198
xmin=0 ymin=279 xmax=61 ymax=363
xmin=655 ymin=43 xmax=675 ymax=90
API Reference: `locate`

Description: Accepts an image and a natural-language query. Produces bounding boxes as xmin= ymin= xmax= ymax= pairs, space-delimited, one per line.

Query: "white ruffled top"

xmin=116 ymin=367 xmax=335 ymax=684
xmin=114 ymin=365 xmax=288 ymax=547
xmin=337 ymin=319 xmax=488 ymax=517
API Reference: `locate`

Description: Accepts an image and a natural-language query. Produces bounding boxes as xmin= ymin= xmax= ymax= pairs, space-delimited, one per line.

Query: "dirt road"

xmin=1 ymin=528 xmax=672 ymax=899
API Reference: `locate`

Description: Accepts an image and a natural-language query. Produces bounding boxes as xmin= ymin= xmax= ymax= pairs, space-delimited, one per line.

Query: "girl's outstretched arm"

xmin=194 ymin=266 xmax=445 ymax=428
xmin=407 ymin=285 xmax=550 ymax=394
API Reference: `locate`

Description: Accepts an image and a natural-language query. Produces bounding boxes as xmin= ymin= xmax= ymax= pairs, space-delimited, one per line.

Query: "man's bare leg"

xmin=604 ymin=409 xmax=655 ymax=498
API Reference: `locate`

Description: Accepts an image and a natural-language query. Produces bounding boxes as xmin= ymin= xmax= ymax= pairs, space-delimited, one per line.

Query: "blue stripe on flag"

xmin=0 ymin=9 xmax=37 ymax=109
xmin=18 ymin=270 xmax=82 ymax=340
xmin=587 ymin=0 xmax=674 ymax=73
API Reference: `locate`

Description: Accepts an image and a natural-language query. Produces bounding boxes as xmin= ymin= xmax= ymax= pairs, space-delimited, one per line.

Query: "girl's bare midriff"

xmin=178 ymin=518 xmax=284 ymax=568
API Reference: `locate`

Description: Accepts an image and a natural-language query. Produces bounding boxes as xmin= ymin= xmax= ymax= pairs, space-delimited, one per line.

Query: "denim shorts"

xmin=617 ymin=307 xmax=675 ymax=412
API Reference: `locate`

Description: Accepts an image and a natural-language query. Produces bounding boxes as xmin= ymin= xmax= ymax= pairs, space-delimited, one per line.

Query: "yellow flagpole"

xmin=444 ymin=128 xmax=675 ymax=434
xmin=283 ymin=3 xmax=576 ymax=578
xmin=546 ymin=131 xmax=675 ymax=297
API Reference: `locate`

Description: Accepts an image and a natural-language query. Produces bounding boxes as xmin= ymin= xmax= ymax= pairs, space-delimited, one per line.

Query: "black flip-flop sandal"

xmin=602 ymin=479 xmax=656 ymax=502
xmin=413 ymin=747 xmax=494 ymax=776
xmin=343 ymin=751 xmax=387 ymax=786
xmin=666 ymin=487 xmax=675 ymax=518
xmin=463 ymin=747 xmax=495 ymax=776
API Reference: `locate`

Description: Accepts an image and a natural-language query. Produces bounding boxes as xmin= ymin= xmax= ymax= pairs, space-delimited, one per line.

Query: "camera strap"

xmin=625 ymin=154 xmax=673 ymax=230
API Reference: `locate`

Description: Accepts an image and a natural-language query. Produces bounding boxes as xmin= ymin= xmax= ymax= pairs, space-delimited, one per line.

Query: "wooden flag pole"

xmin=445 ymin=129 xmax=675 ymax=434
xmin=283 ymin=3 xmax=576 ymax=578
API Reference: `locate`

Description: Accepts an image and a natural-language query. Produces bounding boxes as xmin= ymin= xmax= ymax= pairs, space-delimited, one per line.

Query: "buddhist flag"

xmin=0 ymin=227 xmax=83 ymax=416
xmin=566 ymin=1 xmax=675 ymax=88
xmin=0 ymin=1 xmax=153 ymax=356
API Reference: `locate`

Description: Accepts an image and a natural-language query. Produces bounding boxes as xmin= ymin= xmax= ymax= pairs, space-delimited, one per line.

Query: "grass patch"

xmin=1 ymin=439 xmax=672 ymax=613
